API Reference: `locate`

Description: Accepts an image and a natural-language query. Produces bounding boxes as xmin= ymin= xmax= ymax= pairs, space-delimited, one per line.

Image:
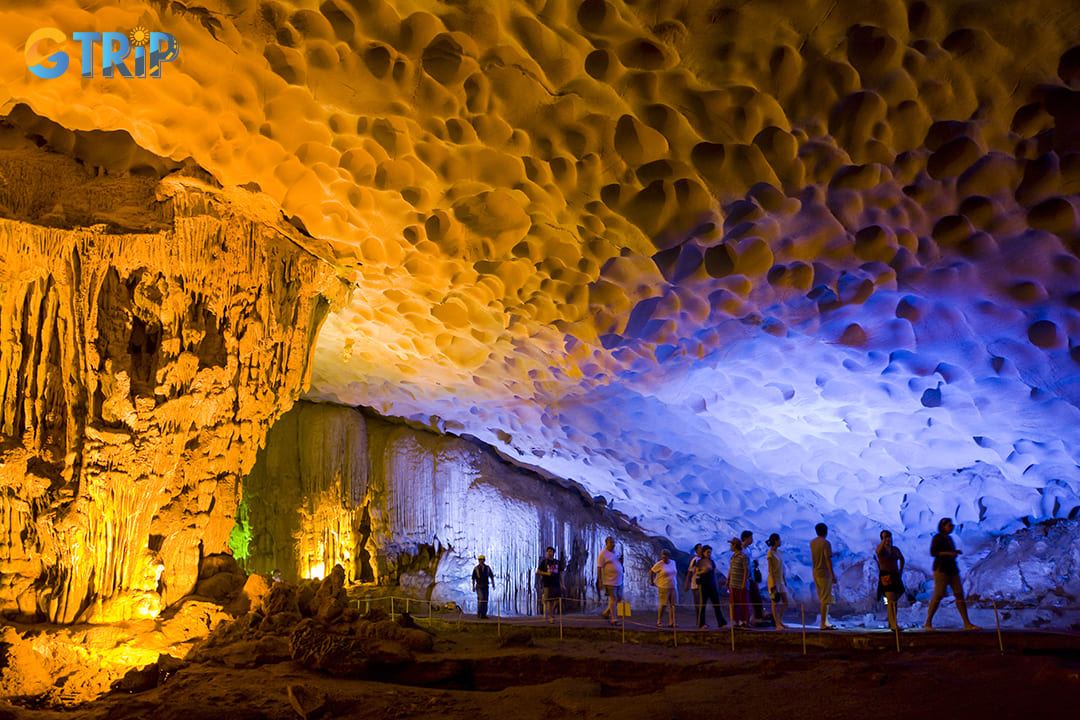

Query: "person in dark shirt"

xmin=536 ymin=546 xmax=565 ymax=622
xmin=741 ymin=530 xmax=765 ymax=622
xmin=875 ymin=529 xmax=905 ymax=631
xmin=472 ymin=555 xmax=495 ymax=619
xmin=923 ymin=518 xmax=980 ymax=630
xmin=694 ymin=545 xmax=727 ymax=629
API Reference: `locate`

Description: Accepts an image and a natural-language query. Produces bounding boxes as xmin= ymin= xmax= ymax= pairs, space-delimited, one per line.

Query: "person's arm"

xmin=649 ymin=568 xmax=657 ymax=585
xmin=827 ymin=543 xmax=836 ymax=582
xmin=931 ymin=536 xmax=960 ymax=558
xmin=896 ymin=547 xmax=905 ymax=573
xmin=537 ymin=561 xmax=548 ymax=577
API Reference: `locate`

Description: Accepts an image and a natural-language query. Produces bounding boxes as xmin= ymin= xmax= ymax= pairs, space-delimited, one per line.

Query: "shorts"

xmin=604 ymin=584 xmax=622 ymax=600
xmin=813 ymin=571 xmax=834 ymax=605
xmin=542 ymin=587 xmax=561 ymax=604
xmin=657 ymin=586 xmax=676 ymax=606
xmin=932 ymin=571 xmax=964 ymax=599
xmin=876 ymin=572 xmax=905 ymax=600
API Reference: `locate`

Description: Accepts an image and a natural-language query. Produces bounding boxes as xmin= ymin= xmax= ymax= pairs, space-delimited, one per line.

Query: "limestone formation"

xmin=238 ymin=401 xmax=667 ymax=614
xmin=0 ymin=128 xmax=346 ymax=622
xmin=1 ymin=0 xmax=1079 ymax=621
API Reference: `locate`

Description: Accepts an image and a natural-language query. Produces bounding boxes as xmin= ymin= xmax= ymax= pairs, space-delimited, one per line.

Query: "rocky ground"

xmin=2 ymin=569 xmax=1077 ymax=720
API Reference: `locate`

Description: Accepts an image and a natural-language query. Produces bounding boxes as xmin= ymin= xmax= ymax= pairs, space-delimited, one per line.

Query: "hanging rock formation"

xmin=0 ymin=124 xmax=347 ymax=622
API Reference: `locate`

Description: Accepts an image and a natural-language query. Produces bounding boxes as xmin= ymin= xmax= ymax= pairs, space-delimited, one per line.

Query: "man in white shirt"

xmin=596 ymin=536 xmax=623 ymax=623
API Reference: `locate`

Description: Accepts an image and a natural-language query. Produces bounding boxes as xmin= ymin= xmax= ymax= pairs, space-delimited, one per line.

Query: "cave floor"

xmin=3 ymin=614 xmax=1077 ymax=720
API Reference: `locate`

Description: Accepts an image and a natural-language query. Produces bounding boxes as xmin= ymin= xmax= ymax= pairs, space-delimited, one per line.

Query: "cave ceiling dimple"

xmin=4 ymin=0 xmax=1080 ymax=548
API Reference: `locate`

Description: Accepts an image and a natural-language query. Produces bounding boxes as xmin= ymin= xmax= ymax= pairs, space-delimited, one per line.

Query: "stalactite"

xmin=0 ymin=136 xmax=347 ymax=622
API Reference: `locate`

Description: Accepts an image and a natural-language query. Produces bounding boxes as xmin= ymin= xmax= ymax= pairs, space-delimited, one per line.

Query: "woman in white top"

xmin=766 ymin=533 xmax=789 ymax=629
xmin=649 ymin=548 xmax=679 ymax=627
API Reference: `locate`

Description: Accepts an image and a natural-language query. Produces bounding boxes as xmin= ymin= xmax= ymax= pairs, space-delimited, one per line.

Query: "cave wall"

xmin=239 ymin=400 xmax=667 ymax=615
xmin=0 ymin=134 xmax=346 ymax=623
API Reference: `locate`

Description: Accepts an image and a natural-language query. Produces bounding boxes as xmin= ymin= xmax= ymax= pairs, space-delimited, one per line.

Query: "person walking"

xmin=728 ymin=537 xmax=751 ymax=627
xmin=649 ymin=548 xmax=678 ymax=627
xmin=875 ymin=530 xmax=905 ymax=631
xmin=924 ymin=518 xmax=980 ymax=631
xmin=683 ymin=543 xmax=703 ymax=627
xmin=472 ymin=555 xmax=495 ymax=619
xmin=694 ymin=545 xmax=727 ymax=629
xmin=766 ymin=533 xmax=789 ymax=629
xmin=741 ymin=530 xmax=765 ymax=622
xmin=596 ymin=536 xmax=623 ymax=624
xmin=810 ymin=523 xmax=837 ymax=630
xmin=537 ymin=546 xmax=565 ymax=623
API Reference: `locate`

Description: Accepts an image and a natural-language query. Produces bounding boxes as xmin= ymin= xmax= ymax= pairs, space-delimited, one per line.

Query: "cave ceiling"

xmin=4 ymin=0 xmax=1080 ymax=549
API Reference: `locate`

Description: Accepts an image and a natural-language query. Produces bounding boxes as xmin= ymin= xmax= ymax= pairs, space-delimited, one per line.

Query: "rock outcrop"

xmin=237 ymin=401 xmax=667 ymax=615
xmin=0 ymin=127 xmax=347 ymax=622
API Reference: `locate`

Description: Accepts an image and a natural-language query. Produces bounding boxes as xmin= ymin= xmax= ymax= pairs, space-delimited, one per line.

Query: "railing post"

xmin=801 ymin=603 xmax=807 ymax=655
xmin=558 ymin=597 xmax=564 ymax=641
xmin=993 ymin=600 xmax=1004 ymax=654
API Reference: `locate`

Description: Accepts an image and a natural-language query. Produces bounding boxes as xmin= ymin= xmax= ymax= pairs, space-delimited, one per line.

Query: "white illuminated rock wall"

xmin=239 ymin=401 xmax=666 ymax=615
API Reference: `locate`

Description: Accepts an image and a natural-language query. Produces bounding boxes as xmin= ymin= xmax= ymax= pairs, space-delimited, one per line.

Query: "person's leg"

xmin=748 ymin=580 xmax=764 ymax=620
xmin=814 ymin=575 xmax=831 ymax=628
xmin=951 ymin=575 xmax=980 ymax=629
xmin=815 ymin=580 xmax=828 ymax=628
xmin=693 ymin=587 xmax=702 ymax=627
xmin=668 ymin=590 xmax=677 ymax=626
xmin=712 ymin=587 xmax=727 ymax=626
xmin=478 ymin=587 xmax=488 ymax=619
xmin=771 ymin=591 xmax=785 ymax=628
xmin=700 ymin=585 xmax=717 ymax=627
xmin=778 ymin=594 xmax=788 ymax=628
xmin=924 ymin=571 xmax=947 ymax=628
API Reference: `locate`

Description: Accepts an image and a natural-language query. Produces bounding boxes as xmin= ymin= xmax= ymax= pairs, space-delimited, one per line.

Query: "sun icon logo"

xmin=129 ymin=26 xmax=151 ymax=47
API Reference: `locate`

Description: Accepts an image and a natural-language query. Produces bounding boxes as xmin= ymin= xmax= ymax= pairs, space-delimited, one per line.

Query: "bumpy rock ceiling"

xmin=5 ymin=0 xmax=1080 ymax=550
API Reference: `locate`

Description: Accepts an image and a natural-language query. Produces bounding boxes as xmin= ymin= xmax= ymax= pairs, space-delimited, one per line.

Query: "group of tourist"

xmin=680 ymin=530 xmax=782 ymax=630
xmin=471 ymin=517 xmax=980 ymax=631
